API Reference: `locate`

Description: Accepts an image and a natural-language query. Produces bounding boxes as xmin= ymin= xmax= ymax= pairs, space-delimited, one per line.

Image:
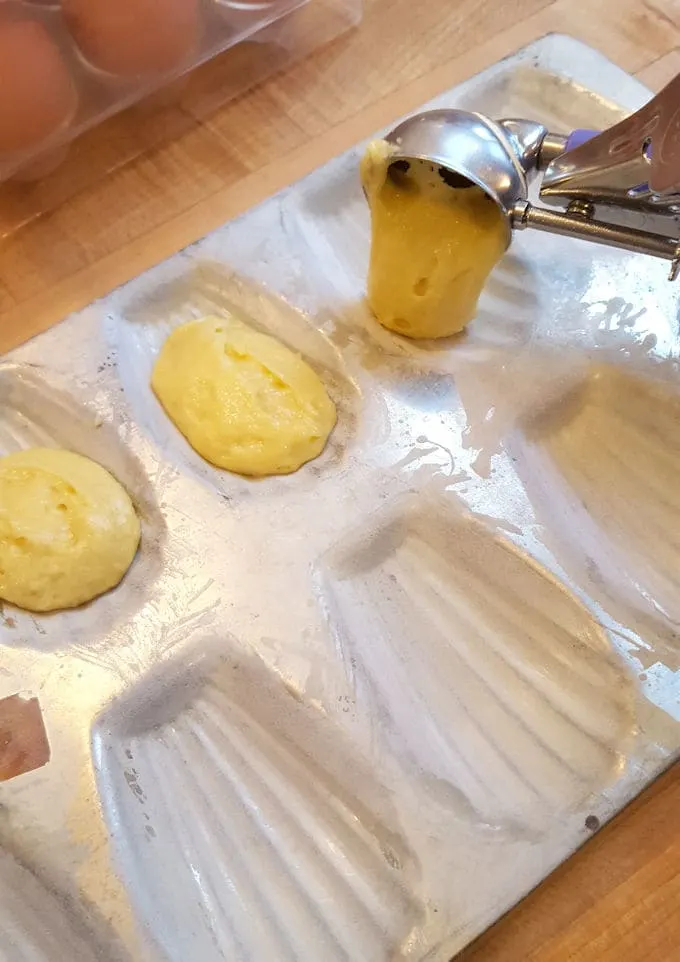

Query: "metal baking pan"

xmin=0 ymin=33 xmax=678 ymax=962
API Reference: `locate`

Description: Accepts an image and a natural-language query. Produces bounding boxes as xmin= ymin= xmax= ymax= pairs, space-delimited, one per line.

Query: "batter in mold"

xmin=151 ymin=314 xmax=337 ymax=477
xmin=0 ymin=448 xmax=140 ymax=612
xmin=361 ymin=139 xmax=507 ymax=338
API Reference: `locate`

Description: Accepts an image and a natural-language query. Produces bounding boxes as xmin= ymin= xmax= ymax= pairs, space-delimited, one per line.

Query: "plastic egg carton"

xmin=0 ymin=0 xmax=362 ymax=187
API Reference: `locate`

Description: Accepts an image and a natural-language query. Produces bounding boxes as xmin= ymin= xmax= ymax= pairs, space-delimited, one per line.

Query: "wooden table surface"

xmin=2 ymin=0 xmax=680 ymax=958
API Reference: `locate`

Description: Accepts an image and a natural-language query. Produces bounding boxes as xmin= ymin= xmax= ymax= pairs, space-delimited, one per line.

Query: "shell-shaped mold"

xmin=106 ymin=264 xmax=358 ymax=497
xmin=0 ymin=850 xmax=109 ymax=962
xmin=514 ymin=366 xmax=680 ymax=636
xmin=319 ymin=498 xmax=637 ymax=831
xmin=0 ymin=363 xmax=165 ymax=649
xmin=93 ymin=649 xmax=423 ymax=962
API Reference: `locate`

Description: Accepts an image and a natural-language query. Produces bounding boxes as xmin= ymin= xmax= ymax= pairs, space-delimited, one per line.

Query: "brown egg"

xmin=0 ymin=20 xmax=77 ymax=156
xmin=63 ymin=0 xmax=201 ymax=77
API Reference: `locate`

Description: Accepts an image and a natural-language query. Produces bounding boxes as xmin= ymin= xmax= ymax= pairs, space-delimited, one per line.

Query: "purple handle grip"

xmin=565 ymin=128 xmax=599 ymax=151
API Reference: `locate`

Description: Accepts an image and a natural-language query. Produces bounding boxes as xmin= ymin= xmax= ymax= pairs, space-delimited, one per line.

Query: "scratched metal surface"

xmin=1 ymin=34 xmax=679 ymax=962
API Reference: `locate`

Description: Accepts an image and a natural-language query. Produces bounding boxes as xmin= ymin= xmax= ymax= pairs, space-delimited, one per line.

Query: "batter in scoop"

xmin=0 ymin=448 xmax=140 ymax=612
xmin=151 ymin=314 xmax=337 ymax=477
xmin=361 ymin=140 xmax=507 ymax=338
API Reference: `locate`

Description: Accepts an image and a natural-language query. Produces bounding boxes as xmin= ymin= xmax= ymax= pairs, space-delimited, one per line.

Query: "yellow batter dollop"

xmin=361 ymin=140 xmax=508 ymax=338
xmin=151 ymin=314 xmax=337 ymax=477
xmin=0 ymin=448 xmax=140 ymax=613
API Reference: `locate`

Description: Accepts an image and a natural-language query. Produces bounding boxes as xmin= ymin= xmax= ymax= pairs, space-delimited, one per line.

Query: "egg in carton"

xmin=0 ymin=0 xmax=361 ymax=185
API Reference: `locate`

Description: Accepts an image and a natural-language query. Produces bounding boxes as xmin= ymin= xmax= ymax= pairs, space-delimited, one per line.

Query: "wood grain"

xmin=459 ymin=763 xmax=680 ymax=962
xmin=1 ymin=1 xmax=680 ymax=959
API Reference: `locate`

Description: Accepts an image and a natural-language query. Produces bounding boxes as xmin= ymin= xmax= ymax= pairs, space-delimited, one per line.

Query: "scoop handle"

xmin=512 ymin=199 xmax=680 ymax=279
xmin=538 ymin=128 xmax=599 ymax=167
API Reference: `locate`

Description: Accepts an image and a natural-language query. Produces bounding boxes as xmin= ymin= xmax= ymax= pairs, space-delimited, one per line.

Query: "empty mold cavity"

xmin=514 ymin=365 xmax=680 ymax=636
xmin=0 ymin=850 xmax=111 ymax=962
xmin=93 ymin=648 xmax=423 ymax=962
xmin=319 ymin=498 xmax=637 ymax=832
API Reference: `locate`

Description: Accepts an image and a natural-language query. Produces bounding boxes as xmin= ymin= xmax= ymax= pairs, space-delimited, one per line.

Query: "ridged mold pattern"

xmin=320 ymin=499 xmax=637 ymax=831
xmin=93 ymin=650 xmax=423 ymax=962
xmin=515 ymin=365 xmax=680 ymax=635
xmin=0 ymin=851 xmax=107 ymax=962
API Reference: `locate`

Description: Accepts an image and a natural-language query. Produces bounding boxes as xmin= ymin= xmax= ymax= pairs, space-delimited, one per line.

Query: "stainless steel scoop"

xmin=384 ymin=72 xmax=680 ymax=279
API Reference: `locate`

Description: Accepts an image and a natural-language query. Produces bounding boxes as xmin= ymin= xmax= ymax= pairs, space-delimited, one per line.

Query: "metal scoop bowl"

xmin=384 ymin=105 xmax=680 ymax=279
